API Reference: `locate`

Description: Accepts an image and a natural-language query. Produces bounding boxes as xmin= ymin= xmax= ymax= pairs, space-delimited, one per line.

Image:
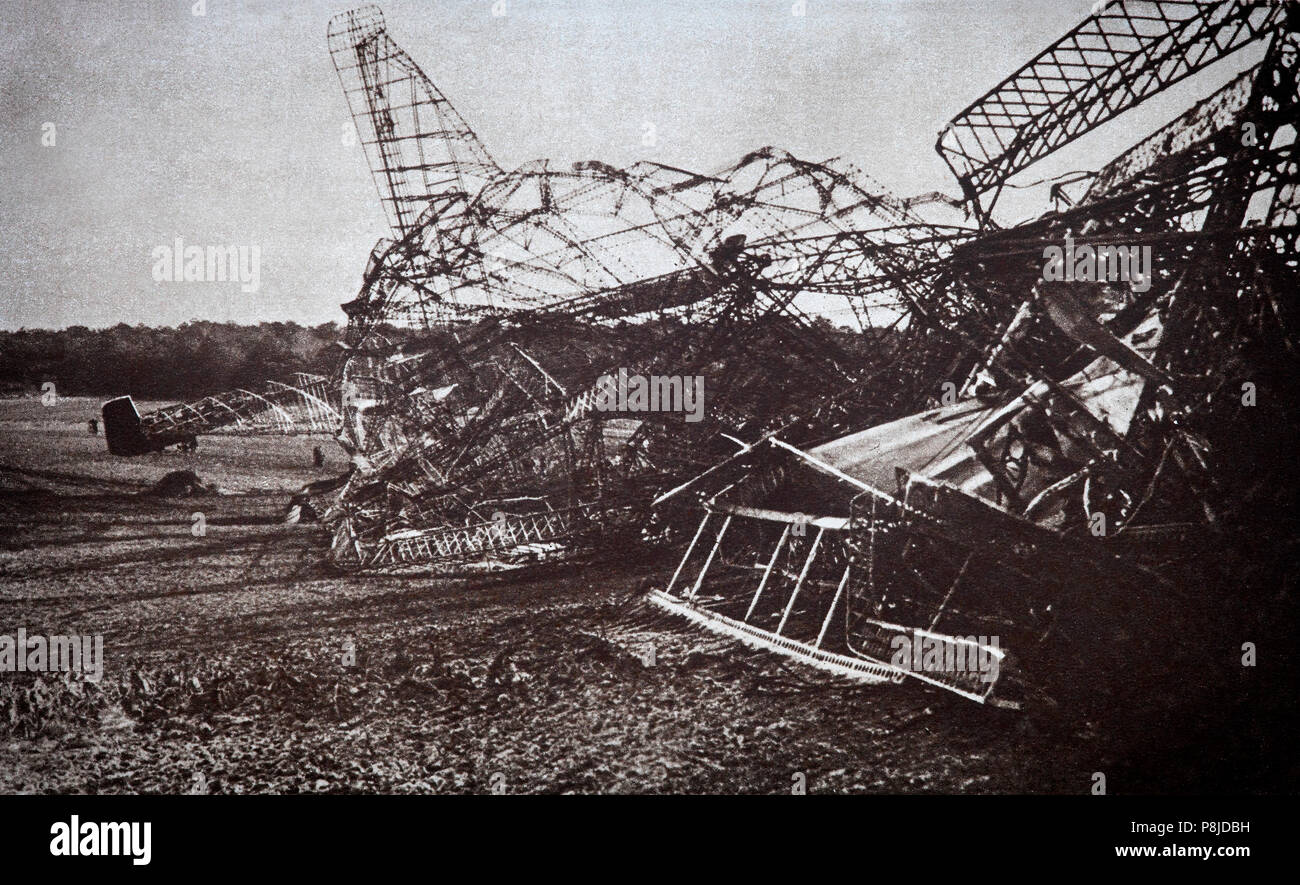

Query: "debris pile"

xmin=144 ymin=470 xmax=213 ymax=498
xmin=651 ymin=0 xmax=1299 ymax=707
xmin=98 ymin=2 xmax=1298 ymax=710
xmin=321 ymin=5 xmax=984 ymax=570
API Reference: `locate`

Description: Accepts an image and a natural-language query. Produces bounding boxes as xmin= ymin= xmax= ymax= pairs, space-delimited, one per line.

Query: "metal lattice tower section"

xmin=937 ymin=0 xmax=1290 ymax=224
xmin=328 ymin=4 xmax=501 ymax=236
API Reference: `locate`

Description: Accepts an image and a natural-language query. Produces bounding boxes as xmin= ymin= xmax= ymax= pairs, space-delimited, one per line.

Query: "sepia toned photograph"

xmin=0 ymin=0 xmax=1295 ymax=848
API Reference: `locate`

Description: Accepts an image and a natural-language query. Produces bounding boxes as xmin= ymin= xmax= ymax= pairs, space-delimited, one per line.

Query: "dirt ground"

xmin=0 ymin=397 xmax=1290 ymax=794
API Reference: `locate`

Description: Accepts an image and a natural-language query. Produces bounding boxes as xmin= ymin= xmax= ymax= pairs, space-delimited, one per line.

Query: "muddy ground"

xmin=0 ymin=397 xmax=1292 ymax=794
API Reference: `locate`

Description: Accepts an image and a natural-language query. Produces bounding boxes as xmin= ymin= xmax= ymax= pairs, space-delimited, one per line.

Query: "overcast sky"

xmin=0 ymin=0 xmax=1260 ymax=331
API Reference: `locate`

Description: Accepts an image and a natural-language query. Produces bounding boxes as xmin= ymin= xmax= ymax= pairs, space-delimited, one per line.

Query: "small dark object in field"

xmin=145 ymin=470 xmax=211 ymax=498
xmin=282 ymin=496 xmax=318 ymax=524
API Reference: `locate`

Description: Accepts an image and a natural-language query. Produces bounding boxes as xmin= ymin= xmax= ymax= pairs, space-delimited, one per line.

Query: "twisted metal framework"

xmin=322 ymin=6 xmax=977 ymax=570
xmin=102 ymin=374 xmax=342 ymax=456
xmin=654 ymin=2 xmax=1299 ymax=704
xmin=96 ymin=2 xmax=1295 ymax=704
xmin=327 ymin=4 xmax=499 ymax=236
xmin=937 ymin=0 xmax=1288 ymax=224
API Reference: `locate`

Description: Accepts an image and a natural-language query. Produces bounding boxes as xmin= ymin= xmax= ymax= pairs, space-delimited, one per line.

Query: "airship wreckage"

xmin=104 ymin=2 xmax=1300 ymax=707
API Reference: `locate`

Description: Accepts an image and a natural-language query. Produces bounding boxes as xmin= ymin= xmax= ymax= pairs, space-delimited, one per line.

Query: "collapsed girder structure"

xmin=102 ymin=373 xmax=342 ymax=456
xmin=938 ymin=0 xmax=1289 ymax=225
xmin=653 ymin=1 xmax=1299 ymax=706
xmin=323 ymin=6 xmax=977 ymax=570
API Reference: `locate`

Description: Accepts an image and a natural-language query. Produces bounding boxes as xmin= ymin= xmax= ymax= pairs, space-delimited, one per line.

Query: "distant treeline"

xmin=0 ymin=322 xmax=343 ymax=400
xmin=0 ymin=314 xmax=880 ymax=402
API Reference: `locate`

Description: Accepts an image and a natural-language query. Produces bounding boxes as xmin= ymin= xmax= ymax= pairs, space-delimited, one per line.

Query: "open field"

xmin=0 ymin=397 xmax=1291 ymax=794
